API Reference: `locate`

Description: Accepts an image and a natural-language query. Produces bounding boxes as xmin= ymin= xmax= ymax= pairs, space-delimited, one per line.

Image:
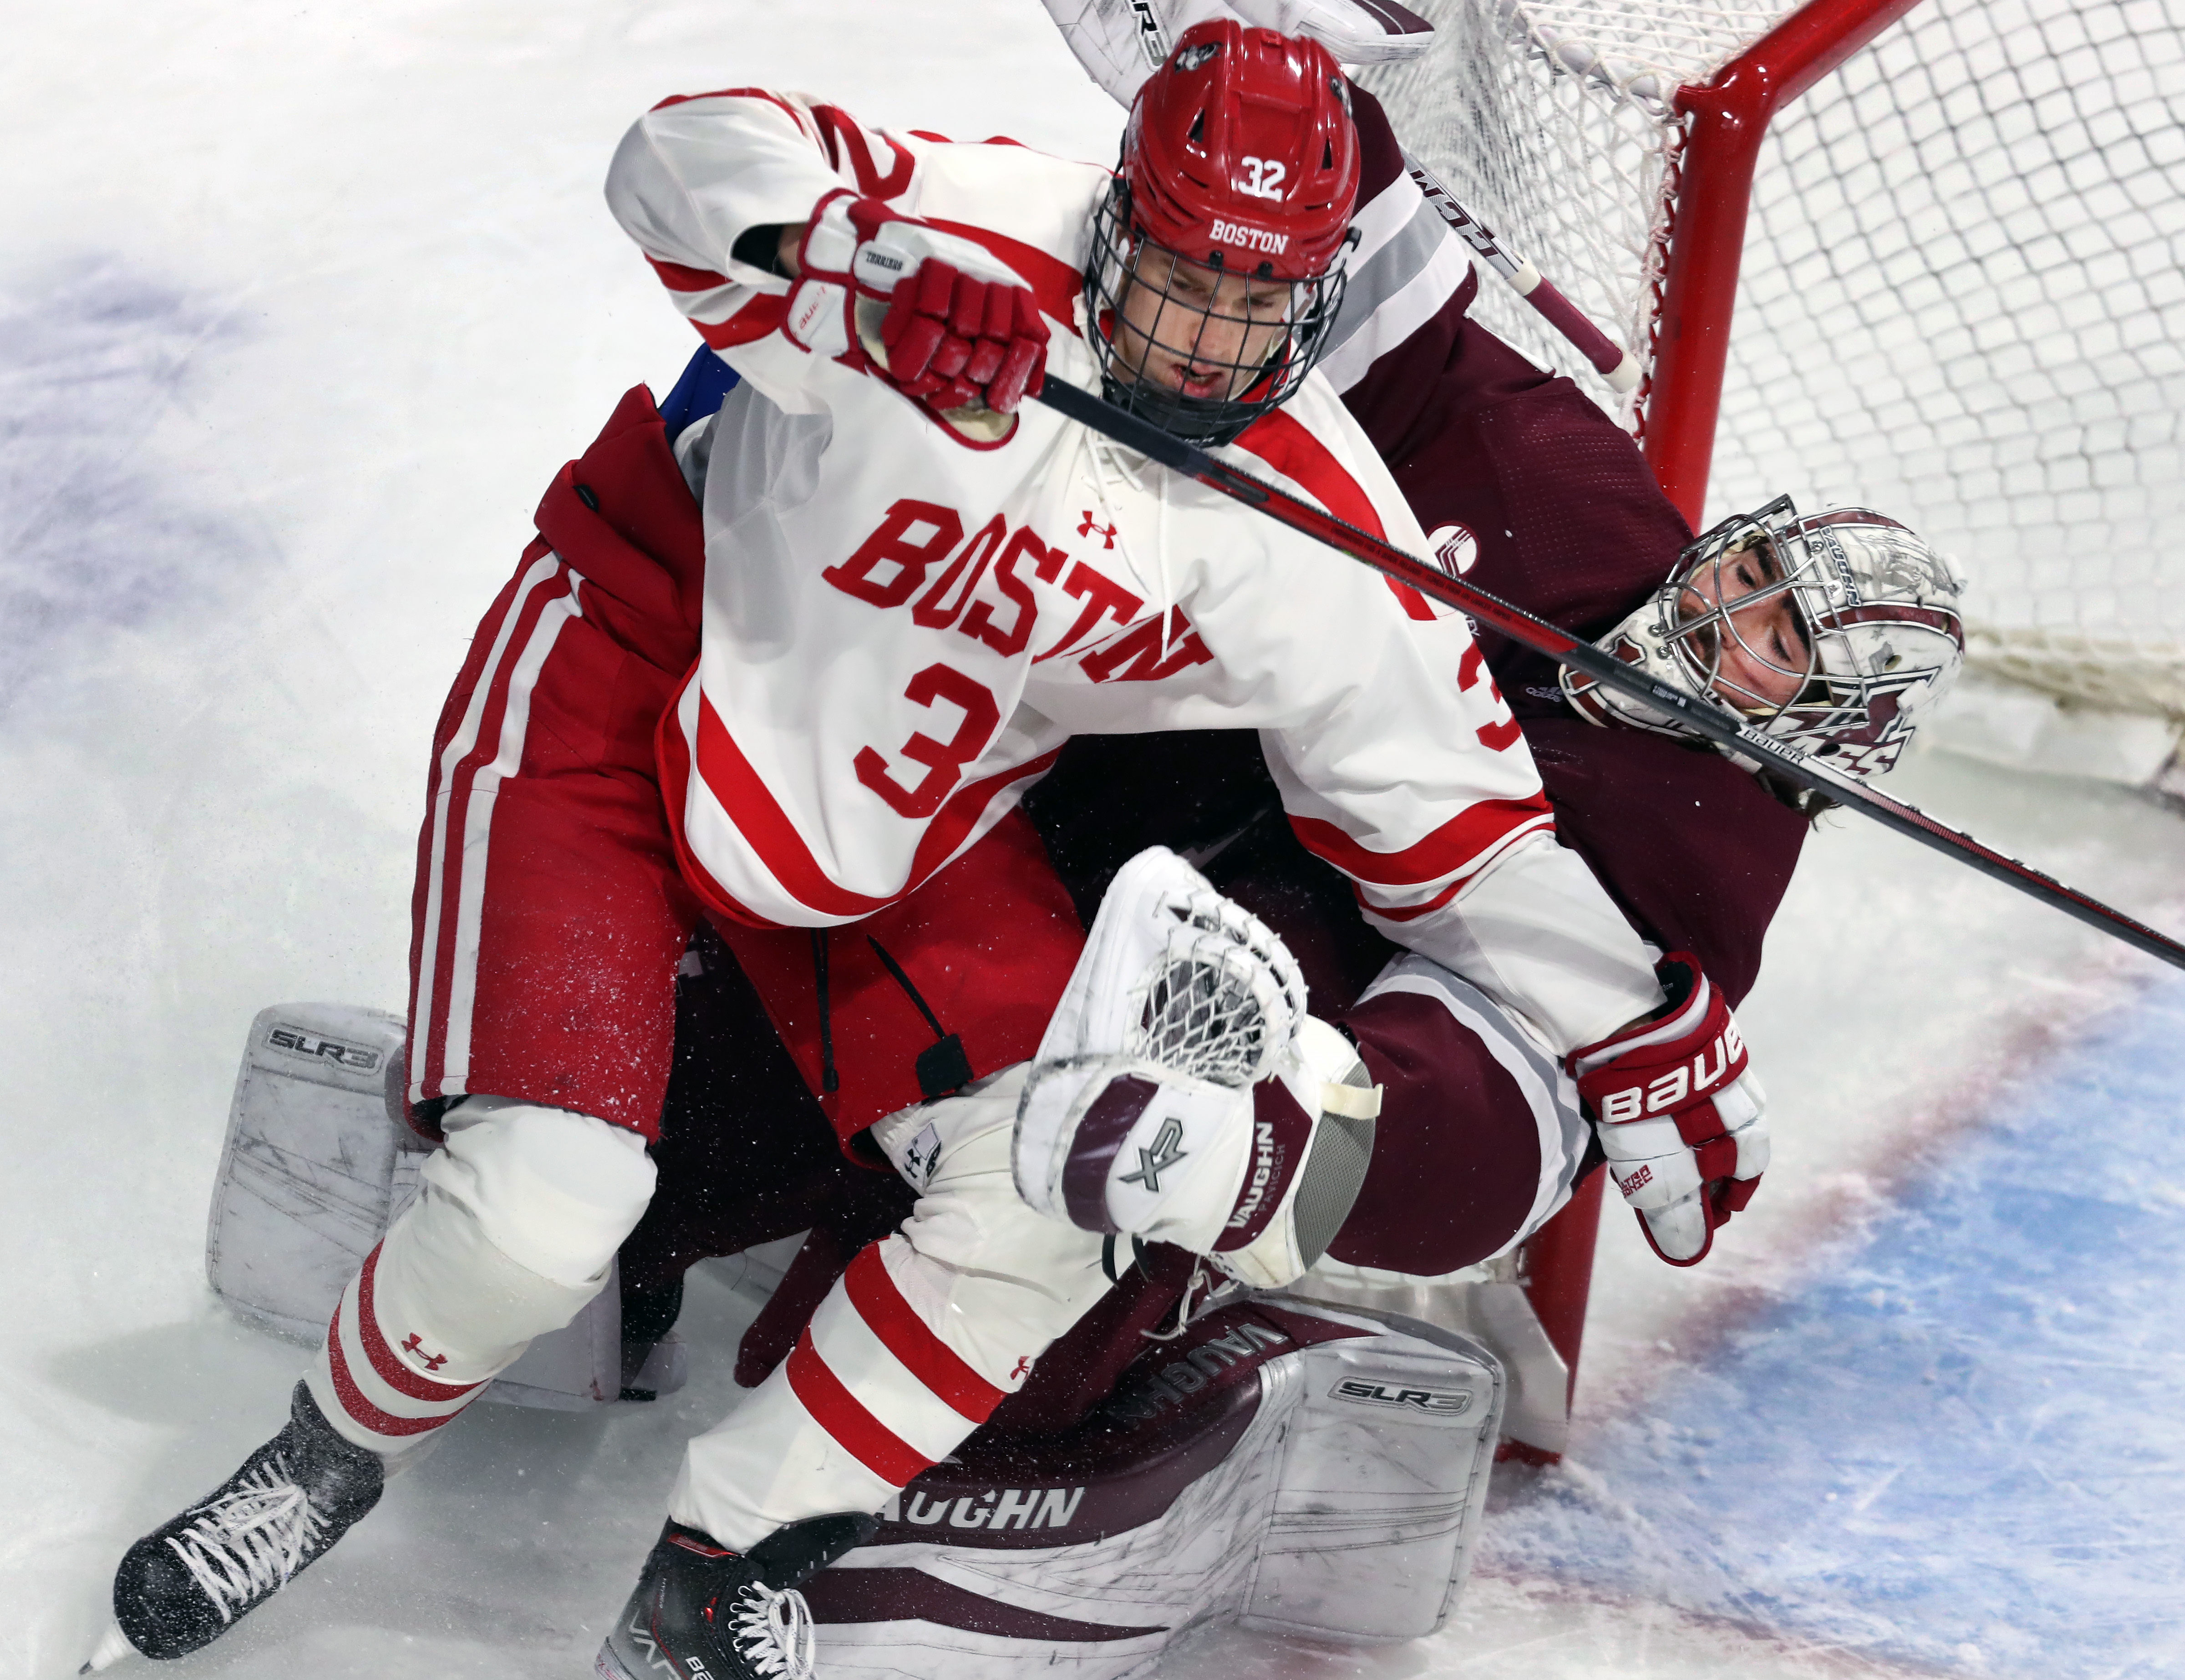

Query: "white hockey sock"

xmin=671 ymin=1067 xmax=1111 ymax=1548
xmin=307 ymin=1097 xmax=656 ymax=1454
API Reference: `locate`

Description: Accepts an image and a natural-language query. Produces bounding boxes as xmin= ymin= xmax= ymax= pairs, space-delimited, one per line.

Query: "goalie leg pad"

xmin=796 ymin=1297 xmax=1500 ymax=1678
xmin=1238 ymin=1301 xmax=1503 ymax=1642
xmin=206 ymin=1004 xmax=420 ymax=1343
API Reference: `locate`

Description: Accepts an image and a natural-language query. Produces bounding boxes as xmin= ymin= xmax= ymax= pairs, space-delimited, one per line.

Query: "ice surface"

xmin=4 ymin=5 xmax=2183 ymax=1680
xmin=1489 ymin=978 xmax=2185 ymax=1678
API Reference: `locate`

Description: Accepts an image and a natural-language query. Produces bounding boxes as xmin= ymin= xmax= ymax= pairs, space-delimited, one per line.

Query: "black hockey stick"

xmin=1031 ymin=375 xmax=2185 ymax=973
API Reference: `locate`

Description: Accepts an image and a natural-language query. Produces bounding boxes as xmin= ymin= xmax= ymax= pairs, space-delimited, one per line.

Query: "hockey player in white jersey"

xmin=96 ymin=23 xmax=1766 ymax=1679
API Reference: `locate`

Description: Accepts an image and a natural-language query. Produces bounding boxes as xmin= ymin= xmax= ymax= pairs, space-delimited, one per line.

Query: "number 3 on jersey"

xmin=855 ymin=663 xmax=1001 ymax=818
xmin=1459 ymin=642 xmax=1522 ymax=751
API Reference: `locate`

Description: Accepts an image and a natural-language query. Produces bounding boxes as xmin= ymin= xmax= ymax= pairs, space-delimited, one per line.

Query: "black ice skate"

xmin=88 ymin=1381 xmax=384 ymax=1668
xmin=596 ymin=1513 xmax=878 ymax=1680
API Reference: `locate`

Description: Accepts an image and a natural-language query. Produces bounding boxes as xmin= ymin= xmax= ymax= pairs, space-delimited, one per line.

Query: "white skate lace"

xmin=726 ymin=1581 xmax=816 ymax=1680
xmin=1138 ymin=1259 xmax=1236 ymax=1341
xmin=164 ymin=1455 xmax=324 ymax=1624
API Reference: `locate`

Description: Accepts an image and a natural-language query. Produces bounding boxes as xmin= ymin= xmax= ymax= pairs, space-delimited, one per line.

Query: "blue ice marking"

xmin=0 ymin=258 xmax=260 ymax=714
xmin=1487 ymin=976 xmax=2185 ymax=1677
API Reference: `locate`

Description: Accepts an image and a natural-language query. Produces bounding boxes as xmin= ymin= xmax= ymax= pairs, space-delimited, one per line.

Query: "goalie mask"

xmin=1084 ymin=20 xmax=1361 ymax=447
xmin=1562 ymin=498 xmax=1967 ymax=779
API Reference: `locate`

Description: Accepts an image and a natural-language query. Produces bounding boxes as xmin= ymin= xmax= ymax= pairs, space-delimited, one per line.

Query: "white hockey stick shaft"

xmin=1403 ymin=152 xmax=1642 ymax=394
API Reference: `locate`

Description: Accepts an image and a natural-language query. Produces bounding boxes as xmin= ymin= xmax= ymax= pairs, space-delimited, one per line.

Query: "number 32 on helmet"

xmin=1086 ymin=20 xmax=1362 ymax=447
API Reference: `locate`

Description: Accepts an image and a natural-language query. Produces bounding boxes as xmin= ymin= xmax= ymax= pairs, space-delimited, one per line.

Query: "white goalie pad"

xmin=801 ymin=1295 xmax=1503 ymax=1677
xmin=204 ymin=1003 xmax=677 ymax=1409
xmin=206 ymin=1003 xmax=422 ymax=1342
xmin=1301 ymin=1253 xmax=1575 ymax=1461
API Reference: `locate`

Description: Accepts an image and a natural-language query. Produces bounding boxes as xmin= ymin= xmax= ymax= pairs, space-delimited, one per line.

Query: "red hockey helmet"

xmin=1123 ymin=20 xmax=1361 ymax=282
xmin=1085 ymin=21 xmax=1364 ymax=447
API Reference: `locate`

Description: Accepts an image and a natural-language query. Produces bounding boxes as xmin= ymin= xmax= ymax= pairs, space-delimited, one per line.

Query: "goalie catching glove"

xmin=1013 ymin=847 xmax=1380 ymax=1289
xmin=1570 ymin=953 xmax=1768 ymax=1267
xmin=784 ymin=189 xmax=1051 ymax=437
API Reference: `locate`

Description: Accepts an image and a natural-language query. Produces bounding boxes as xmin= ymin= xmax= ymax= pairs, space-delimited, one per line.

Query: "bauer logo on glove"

xmin=1590 ymin=1015 xmax=1746 ymax=1122
xmin=1569 ymin=952 xmax=1769 ymax=1267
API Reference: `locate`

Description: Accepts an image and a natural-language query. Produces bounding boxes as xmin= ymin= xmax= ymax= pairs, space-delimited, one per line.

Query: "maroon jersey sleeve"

xmin=1527 ymin=720 xmax=1808 ymax=1007
xmin=1353 ymin=315 xmax=1698 ymax=716
xmin=1331 ymin=90 xmax=1698 ymax=716
xmin=1314 ymin=158 xmax=1802 ymax=995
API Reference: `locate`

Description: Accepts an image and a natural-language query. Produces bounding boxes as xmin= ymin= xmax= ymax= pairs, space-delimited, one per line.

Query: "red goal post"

xmin=1640 ymin=0 xmax=1926 ymax=521
xmin=1359 ymin=0 xmax=2185 ymax=1455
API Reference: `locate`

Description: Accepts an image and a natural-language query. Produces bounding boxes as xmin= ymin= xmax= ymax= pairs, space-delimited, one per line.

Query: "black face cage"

xmin=1083 ymin=179 xmax=1351 ymax=449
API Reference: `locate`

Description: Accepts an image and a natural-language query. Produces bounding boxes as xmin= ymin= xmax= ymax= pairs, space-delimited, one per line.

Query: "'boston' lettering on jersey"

xmin=821 ymin=497 xmax=1213 ymax=680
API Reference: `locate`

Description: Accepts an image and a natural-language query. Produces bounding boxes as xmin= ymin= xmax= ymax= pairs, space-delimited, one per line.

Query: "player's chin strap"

xmin=1027 ymin=374 xmax=2185 ymax=976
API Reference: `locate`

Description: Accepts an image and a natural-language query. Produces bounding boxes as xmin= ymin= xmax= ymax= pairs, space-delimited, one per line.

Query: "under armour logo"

xmin=1077 ymin=511 xmax=1118 ymax=549
xmin=1118 ymin=1117 xmax=1188 ymax=1193
xmin=400 ymin=1332 xmax=449 ymax=1372
xmin=1010 ymin=1355 xmax=1033 ymax=1381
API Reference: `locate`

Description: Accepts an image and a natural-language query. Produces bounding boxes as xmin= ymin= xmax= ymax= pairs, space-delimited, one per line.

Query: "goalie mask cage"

xmin=1355 ymin=0 xmax=2185 ymax=1446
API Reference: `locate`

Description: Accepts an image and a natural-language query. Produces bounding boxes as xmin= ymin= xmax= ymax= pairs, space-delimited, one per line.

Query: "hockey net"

xmin=1358 ymin=0 xmax=2185 ymax=722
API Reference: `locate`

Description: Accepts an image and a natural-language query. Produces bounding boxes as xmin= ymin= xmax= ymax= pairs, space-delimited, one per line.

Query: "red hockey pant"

xmin=403 ymin=385 xmax=1084 ymax=1145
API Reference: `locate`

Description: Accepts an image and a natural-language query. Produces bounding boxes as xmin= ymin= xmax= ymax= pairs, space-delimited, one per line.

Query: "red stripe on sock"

xmin=355 ymin=1244 xmax=487 ymax=1403
xmin=323 ymin=1301 xmax=462 ymax=1441
xmin=842 ymin=1245 xmax=1006 ymax=1423
xmin=785 ymin=1330 xmax=931 ymax=1486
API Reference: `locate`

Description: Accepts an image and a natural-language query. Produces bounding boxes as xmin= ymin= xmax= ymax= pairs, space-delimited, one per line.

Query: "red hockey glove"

xmin=1568 ymin=952 xmax=1768 ymax=1267
xmin=783 ymin=189 xmax=1050 ymax=424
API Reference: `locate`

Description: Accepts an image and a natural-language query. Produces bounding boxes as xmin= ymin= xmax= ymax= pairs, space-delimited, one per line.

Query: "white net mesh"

xmin=1360 ymin=0 xmax=2185 ymax=721
xmin=1710 ymin=0 xmax=2185 ymax=717
xmin=1356 ymin=0 xmax=1797 ymax=417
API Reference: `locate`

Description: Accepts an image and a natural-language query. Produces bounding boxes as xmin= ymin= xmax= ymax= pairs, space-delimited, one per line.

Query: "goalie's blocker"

xmin=1013 ymin=847 xmax=1379 ymax=1288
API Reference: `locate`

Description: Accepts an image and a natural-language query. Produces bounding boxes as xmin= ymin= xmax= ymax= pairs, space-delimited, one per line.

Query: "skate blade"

xmin=79 ymin=1620 xmax=136 ymax=1674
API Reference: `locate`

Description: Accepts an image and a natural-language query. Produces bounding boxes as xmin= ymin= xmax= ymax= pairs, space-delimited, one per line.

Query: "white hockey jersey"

xmin=606 ymin=88 xmax=1659 ymax=1052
